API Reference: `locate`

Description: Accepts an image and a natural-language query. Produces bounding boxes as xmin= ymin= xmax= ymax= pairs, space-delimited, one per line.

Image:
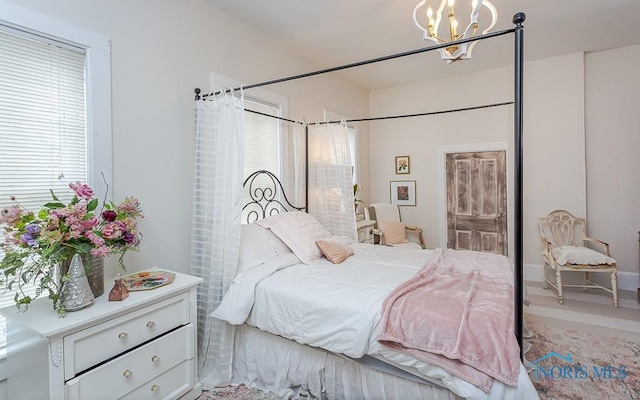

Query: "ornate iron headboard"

xmin=242 ymin=170 xmax=306 ymax=223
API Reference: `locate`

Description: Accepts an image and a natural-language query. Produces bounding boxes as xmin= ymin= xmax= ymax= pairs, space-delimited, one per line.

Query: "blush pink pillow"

xmin=378 ymin=220 xmax=407 ymax=245
xmin=316 ymin=237 xmax=354 ymax=264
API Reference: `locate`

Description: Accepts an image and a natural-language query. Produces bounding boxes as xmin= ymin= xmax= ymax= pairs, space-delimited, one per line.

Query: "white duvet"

xmin=212 ymin=244 xmax=538 ymax=400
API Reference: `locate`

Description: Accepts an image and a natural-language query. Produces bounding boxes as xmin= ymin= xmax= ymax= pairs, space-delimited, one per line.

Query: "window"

xmin=0 ymin=26 xmax=87 ymax=349
xmin=211 ymin=73 xmax=288 ymax=223
xmin=347 ymin=125 xmax=357 ymax=184
xmin=242 ymin=96 xmax=283 ymax=223
xmin=0 ymin=8 xmax=111 ymax=357
xmin=243 ymin=96 xmax=282 ymax=181
xmin=324 ymin=109 xmax=358 ymax=184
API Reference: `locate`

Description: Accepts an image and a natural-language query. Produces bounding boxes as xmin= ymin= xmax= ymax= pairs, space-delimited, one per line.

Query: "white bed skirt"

xmin=231 ymin=324 xmax=462 ymax=400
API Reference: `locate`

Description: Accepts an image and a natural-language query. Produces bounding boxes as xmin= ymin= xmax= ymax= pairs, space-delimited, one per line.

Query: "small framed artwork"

xmin=390 ymin=180 xmax=416 ymax=206
xmin=395 ymin=156 xmax=410 ymax=174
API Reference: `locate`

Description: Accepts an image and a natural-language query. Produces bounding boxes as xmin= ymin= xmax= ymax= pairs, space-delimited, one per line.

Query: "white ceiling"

xmin=208 ymin=0 xmax=640 ymax=90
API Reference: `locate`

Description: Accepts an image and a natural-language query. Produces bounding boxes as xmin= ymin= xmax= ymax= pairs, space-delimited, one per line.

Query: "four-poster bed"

xmin=192 ymin=12 xmax=533 ymax=400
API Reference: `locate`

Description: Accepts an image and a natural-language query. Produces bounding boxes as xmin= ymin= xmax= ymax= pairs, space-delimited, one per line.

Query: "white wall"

xmin=2 ymin=0 xmax=369 ymax=277
xmin=585 ymin=44 xmax=640 ymax=276
xmin=369 ymin=53 xmax=587 ymax=267
xmin=3 ymin=1 xmax=636 ymax=284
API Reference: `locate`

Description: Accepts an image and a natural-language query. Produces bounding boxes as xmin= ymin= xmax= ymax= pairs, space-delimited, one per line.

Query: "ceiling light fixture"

xmin=413 ymin=0 xmax=497 ymax=63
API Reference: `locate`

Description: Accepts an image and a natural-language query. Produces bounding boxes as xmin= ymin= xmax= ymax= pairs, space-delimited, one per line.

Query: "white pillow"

xmin=257 ymin=211 xmax=332 ymax=264
xmin=551 ymin=246 xmax=616 ymax=266
xmin=238 ymin=223 xmax=293 ymax=272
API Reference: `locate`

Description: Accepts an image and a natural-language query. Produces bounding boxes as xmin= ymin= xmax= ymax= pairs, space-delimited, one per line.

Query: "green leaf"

xmin=87 ymin=199 xmax=99 ymax=212
xmin=44 ymin=202 xmax=65 ymax=209
xmin=17 ymin=296 xmax=32 ymax=306
xmin=49 ymin=189 xmax=61 ymax=202
xmin=21 ymin=271 xmax=30 ymax=284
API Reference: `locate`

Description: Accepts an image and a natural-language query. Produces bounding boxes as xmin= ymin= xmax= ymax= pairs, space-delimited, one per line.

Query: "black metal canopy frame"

xmin=194 ymin=12 xmax=526 ymax=359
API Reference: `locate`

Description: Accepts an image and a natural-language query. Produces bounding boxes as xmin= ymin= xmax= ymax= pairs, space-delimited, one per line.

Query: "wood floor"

xmin=524 ymin=280 xmax=640 ymax=343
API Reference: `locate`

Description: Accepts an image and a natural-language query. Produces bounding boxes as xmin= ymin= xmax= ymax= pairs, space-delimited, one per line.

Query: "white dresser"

xmin=0 ymin=270 xmax=203 ymax=400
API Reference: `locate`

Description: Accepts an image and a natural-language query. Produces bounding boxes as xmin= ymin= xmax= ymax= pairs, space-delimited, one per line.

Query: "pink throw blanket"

xmin=377 ymin=248 xmax=520 ymax=393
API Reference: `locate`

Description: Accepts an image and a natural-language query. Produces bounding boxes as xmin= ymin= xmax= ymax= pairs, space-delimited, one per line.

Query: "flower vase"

xmin=61 ymin=253 xmax=95 ymax=311
xmin=60 ymin=253 xmax=104 ymax=298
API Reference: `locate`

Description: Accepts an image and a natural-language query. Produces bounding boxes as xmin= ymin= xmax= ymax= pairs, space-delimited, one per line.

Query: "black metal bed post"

xmin=513 ymin=12 xmax=526 ymax=361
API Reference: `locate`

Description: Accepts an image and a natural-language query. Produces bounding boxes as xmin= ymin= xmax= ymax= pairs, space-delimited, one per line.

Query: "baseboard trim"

xmin=523 ymin=263 xmax=639 ymax=292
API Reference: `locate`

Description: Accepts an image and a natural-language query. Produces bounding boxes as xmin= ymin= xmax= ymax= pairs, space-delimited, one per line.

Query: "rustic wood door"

xmin=446 ymin=151 xmax=507 ymax=255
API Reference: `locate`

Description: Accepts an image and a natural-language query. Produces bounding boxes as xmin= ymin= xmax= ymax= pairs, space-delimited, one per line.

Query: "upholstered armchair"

xmin=538 ymin=210 xmax=618 ymax=307
xmin=366 ymin=203 xmax=426 ymax=250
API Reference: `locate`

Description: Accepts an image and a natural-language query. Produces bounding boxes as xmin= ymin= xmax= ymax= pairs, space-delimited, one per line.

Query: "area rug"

xmin=526 ymin=321 xmax=640 ymax=400
xmin=198 ymin=384 xmax=278 ymax=400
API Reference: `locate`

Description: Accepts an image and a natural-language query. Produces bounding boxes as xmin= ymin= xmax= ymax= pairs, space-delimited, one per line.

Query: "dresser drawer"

xmin=64 ymin=292 xmax=190 ymax=380
xmin=120 ymin=360 xmax=195 ymax=400
xmin=66 ymin=324 xmax=195 ymax=400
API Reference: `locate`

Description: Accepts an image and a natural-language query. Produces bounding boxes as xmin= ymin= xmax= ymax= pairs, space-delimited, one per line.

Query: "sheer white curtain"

xmin=307 ymin=122 xmax=357 ymax=241
xmin=191 ymin=90 xmax=245 ymax=386
xmin=293 ymin=122 xmax=306 ymax=207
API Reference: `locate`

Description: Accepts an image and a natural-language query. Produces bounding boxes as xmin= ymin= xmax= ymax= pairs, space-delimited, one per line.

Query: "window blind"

xmin=242 ymin=97 xmax=282 ymax=222
xmin=0 ymin=28 xmax=87 ymax=347
xmin=243 ymin=97 xmax=280 ymax=179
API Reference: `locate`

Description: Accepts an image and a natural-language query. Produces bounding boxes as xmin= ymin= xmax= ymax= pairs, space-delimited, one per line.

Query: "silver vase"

xmin=62 ymin=253 xmax=95 ymax=311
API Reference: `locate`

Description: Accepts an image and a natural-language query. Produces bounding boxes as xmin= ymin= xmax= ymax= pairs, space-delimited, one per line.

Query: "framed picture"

xmin=390 ymin=180 xmax=416 ymax=206
xmin=395 ymin=156 xmax=410 ymax=174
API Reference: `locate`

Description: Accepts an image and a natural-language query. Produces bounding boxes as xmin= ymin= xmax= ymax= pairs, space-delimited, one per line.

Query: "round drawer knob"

xmin=123 ymin=370 xmax=132 ymax=378
xmin=146 ymin=321 xmax=155 ymax=329
xmin=118 ymin=332 xmax=128 ymax=340
xmin=151 ymin=355 xmax=160 ymax=364
xmin=151 ymin=384 xmax=160 ymax=393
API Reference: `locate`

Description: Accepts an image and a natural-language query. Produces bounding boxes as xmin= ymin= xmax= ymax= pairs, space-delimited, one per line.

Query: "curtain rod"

xmin=319 ymin=101 xmax=513 ymax=124
xmin=246 ymin=108 xmax=300 ymax=124
xmin=194 ymin=27 xmax=516 ymax=100
xmin=239 ymin=101 xmax=513 ymax=126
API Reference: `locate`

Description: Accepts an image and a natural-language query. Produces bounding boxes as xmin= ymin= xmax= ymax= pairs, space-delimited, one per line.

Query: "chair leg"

xmin=556 ymin=270 xmax=563 ymax=305
xmin=612 ymin=271 xmax=619 ymax=308
xmin=542 ymin=262 xmax=548 ymax=290
xmin=583 ymin=271 xmax=590 ymax=292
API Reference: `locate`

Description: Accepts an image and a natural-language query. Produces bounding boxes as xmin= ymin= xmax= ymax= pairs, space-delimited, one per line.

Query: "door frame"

xmin=437 ymin=142 xmax=512 ymax=255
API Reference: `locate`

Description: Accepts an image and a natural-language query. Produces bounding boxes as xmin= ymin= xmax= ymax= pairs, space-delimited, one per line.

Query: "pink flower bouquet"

xmin=0 ymin=183 xmax=143 ymax=314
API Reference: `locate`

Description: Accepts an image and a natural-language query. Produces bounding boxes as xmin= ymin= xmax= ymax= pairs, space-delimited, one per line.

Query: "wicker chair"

xmin=538 ymin=210 xmax=618 ymax=307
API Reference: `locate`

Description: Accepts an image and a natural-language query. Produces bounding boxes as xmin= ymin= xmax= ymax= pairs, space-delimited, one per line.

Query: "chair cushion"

xmin=551 ymin=246 xmax=616 ymax=266
xmin=389 ymin=241 xmax=423 ymax=250
xmin=316 ymin=236 xmax=354 ymax=264
xmin=378 ymin=220 xmax=408 ymax=245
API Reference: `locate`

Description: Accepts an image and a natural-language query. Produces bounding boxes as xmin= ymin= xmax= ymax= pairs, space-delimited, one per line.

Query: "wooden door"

xmin=446 ymin=151 xmax=507 ymax=255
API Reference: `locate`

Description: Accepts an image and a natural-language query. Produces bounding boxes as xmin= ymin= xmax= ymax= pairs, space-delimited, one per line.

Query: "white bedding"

xmin=213 ymin=243 xmax=538 ymax=400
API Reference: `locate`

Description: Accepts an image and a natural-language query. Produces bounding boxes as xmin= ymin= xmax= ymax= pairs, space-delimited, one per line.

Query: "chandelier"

xmin=413 ymin=0 xmax=497 ymax=62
